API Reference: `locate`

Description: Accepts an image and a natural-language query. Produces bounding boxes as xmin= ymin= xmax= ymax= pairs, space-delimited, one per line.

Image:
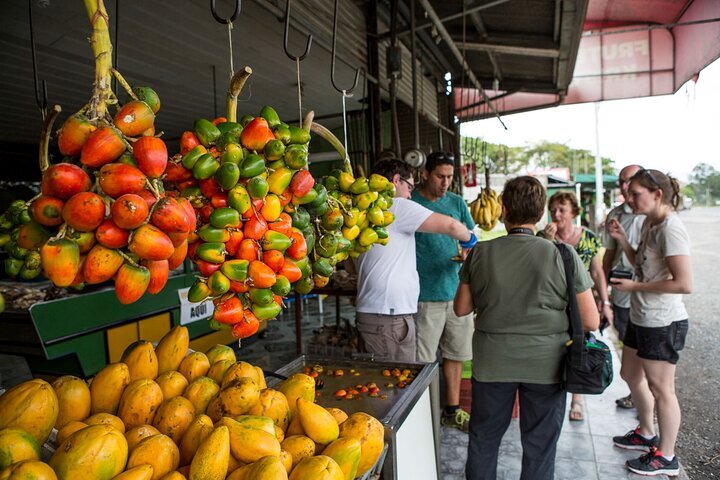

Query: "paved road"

xmin=674 ymin=207 xmax=720 ymax=478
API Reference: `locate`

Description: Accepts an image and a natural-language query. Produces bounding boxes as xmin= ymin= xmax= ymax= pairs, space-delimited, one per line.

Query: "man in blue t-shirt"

xmin=412 ymin=151 xmax=476 ymax=433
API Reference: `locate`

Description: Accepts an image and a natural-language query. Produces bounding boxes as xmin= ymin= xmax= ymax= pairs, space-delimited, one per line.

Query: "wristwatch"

xmin=602 ymin=300 xmax=612 ymax=306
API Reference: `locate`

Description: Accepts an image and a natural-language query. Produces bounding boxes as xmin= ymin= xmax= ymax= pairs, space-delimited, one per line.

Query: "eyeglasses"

xmin=399 ymin=177 xmax=415 ymax=192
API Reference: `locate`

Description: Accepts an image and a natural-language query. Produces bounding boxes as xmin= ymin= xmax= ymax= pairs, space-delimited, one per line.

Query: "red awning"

xmin=456 ymin=0 xmax=720 ymax=120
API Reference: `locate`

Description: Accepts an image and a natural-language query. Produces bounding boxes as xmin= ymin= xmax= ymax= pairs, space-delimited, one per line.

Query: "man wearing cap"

xmin=412 ymin=151 xmax=477 ymax=432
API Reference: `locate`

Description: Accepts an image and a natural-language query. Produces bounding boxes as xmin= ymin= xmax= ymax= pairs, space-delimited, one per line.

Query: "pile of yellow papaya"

xmin=0 ymin=326 xmax=385 ymax=480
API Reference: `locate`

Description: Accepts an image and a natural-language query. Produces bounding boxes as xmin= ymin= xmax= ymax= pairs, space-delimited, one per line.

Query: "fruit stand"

xmin=0 ymin=0 xmax=431 ymax=475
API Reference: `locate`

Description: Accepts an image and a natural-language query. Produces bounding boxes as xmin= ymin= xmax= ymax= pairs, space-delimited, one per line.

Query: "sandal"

xmin=615 ymin=394 xmax=634 ymax=409
xmin=569 ymin=400 xmax=584 ymax=422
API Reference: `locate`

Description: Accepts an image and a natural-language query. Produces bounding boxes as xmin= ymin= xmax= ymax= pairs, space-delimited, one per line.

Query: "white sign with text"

xmin=178 ymin=287 xmax=214 ymax=325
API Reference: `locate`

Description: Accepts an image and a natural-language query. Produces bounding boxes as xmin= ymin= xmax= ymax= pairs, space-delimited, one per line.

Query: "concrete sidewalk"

xmin=439 ymin=330 xmax=689 ymax=480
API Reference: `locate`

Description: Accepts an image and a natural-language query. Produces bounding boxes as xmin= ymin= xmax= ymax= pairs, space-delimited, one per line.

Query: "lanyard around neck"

xmin=508 ymin=227 xmax=534 ymax=236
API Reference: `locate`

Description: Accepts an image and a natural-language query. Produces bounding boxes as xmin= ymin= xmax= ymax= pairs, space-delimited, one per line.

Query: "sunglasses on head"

xmin=637 ymin=169 xmax=663 ymax=189
xmin=429 ymin=152 xmax=455 ymax=163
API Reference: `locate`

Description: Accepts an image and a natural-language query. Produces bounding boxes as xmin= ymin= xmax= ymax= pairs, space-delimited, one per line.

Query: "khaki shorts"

xmin=416 ymin=301 xmax=473 ymax=362
xmin=356 ymin=312 xmax=417 ymax=363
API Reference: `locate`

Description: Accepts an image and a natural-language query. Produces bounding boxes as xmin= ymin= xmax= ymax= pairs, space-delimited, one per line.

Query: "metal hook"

xmin=28 ymin=0 xmax=48 ymax=114
xmin=210 ymin=0 xmax=240 ymax=24
xmin=283 ymin=0 xmax=312 ymax=61
xmin=330 ymin=0 xmax=360 ymax=94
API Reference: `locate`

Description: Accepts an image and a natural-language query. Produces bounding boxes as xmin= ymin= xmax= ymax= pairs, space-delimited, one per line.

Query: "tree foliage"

xmin=459 ymin=137 xmax=615 ymax=176
xmin=687 ymin=162 xmax=720 ymax=204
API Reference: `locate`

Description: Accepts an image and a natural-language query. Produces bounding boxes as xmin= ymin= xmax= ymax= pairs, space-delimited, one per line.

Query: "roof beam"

xmin=378 ymin=0 xmax=512 ymax=40
xmin=466 ymin=1 xmax=503 ymax=82
xmin=417 ymin=0 xmax=506 ymax=128
xmin=460 ymin=42 xmax=560 ymax=58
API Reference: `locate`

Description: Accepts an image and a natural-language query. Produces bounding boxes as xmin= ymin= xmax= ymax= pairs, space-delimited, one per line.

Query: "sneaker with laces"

xmin=441 ymin=408 xmax=470 ymax=433
xmin=626 ymin=448 xmax=680 ymax=476
xmin=613 ymin=427 xmax=659 ymax=451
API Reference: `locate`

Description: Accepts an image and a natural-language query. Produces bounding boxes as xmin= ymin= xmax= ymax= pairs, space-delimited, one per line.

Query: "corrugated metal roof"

xmin=0 ymin=0 xmax=368 ymax=148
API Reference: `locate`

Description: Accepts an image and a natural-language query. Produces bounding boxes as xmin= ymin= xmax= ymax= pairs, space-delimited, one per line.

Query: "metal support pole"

xmin=411 ymin=0 xmax=419 ymax=149
xmin=594 ymin=102 xmax=604 ymax=229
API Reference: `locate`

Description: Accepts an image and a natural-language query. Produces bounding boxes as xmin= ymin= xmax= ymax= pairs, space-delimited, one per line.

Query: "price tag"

xmin=178 ymin=287 xmax=214 ymax=325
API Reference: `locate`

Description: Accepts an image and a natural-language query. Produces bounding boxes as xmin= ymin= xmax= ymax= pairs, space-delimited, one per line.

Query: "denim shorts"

xmin=624 ymin=320 xmax=689 ymax=364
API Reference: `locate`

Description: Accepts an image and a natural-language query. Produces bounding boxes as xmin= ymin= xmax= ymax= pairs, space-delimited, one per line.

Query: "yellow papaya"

xmin=49 ymin=424 xmax=128 ymax=480
xmin=321 ymin=437 xmax=361 ymax=480
xmin=232 ymin=455 xmax=287 ymax=480
xmin=111 ymin=464 xmax=154 ymax=480
xmin=90 ymin=363 xmax=131 ymax=415
xmin=338 ymin=412 xmax=384 ymax=476
xmin=158 ymin=473 xmax=186 ymax=480
xmin=204 ymin=344 xmax=236 ymax=365
xmin=285 ymin=416 xmax=304 ymax=437
xmin=52 ymin=375 xmax=91 ymax=429
xmin=231 ymin=415 xmax=276 ymax=436
xmin=178 ymin=415 xmax=213 ymax=467
xmin=280 ymin=435 xmax=315 ymax=469
xmin=126 ymin=434 xmax=179 ymax=480
xmin=189 ymin=425 xmax=229 ymax=480
xmin=0 ymin=460 xmax=57 ymax=480
xmin=325 ymin=408 xmax=348 ymax=426
xmin=288 ymin=455 xmax=344 ymax=480
xmin=155 ymin=326 xmax=189 ymax=374
xmin=182 ymin=376 xmax=219 ymax=415
xmin=55 ymin=421 xmax=87 ymax=447
xmin=206 ymin=378 xmax=259 ymax=422
xmin=220 ymin=418 xmax=280 ymax=464
xmin=125 ymin=425 xmax=161 ymax=452
xmin=206 ymin=360 xmax=234 ymax=385
xmin=279 ymin=449 xmax=293 ymax=474
xmin=177 ymin=352 xmax=210 ymax=384
xmin=220 ymin=361 xmax=260 ymax=388
xmin=277 ymin=374 xmax=314 ymax=420
xmin=121 ymin=340 xmax=160 ymax=382
xmin=84 ymin=412 xmax=126 ymax=433
xmin=296 ymin=398 xmax=339 ymax=445
xmin=152 ymin=396 xmax=195 ymax=444
xmin=156 ymin=371 xmax=189 ymax=400
xmin=117 ymin=379 xmax=164 ymax=429
xmin=0 ymin=379 xmax=58 ymax=444
xmin=0 ymin=428 xmax=40 ymax=469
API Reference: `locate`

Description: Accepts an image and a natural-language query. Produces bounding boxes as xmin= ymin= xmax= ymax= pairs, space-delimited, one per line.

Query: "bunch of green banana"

xmin=469 ymin=188 xmax=503 ymax=231
xmin=0 ymin=200 xmax=45 ymax=280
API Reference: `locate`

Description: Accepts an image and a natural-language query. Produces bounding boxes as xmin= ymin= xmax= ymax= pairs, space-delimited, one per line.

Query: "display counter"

xmin=0 ymin=271 xmax=238 ymax=377
xmin=269 ymin=354 xmax=439 ymax=480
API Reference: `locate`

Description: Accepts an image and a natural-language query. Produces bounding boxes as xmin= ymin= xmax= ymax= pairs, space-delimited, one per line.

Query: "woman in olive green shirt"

xmin=454 ymin=176 xmax=599 ymax=480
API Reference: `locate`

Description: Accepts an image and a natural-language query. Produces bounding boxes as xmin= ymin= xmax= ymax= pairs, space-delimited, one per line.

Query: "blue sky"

xmin=462 ymin=57 xmax=720 ymax=182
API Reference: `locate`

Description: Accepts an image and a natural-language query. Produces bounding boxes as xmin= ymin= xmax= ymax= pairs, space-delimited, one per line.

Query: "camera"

xmin=609 ymin=269 xmax=633 ymax=281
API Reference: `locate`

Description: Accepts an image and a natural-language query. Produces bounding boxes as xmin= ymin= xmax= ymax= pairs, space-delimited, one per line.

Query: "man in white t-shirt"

xmin=603 ymin=164 xmax=645 ymax=409
xmin=354 ymin=159 xmax=477 ymax=362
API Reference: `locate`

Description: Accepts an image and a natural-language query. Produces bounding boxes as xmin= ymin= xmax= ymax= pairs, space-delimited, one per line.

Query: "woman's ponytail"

xmin=668 ymin=176 xmax=681 ymax=210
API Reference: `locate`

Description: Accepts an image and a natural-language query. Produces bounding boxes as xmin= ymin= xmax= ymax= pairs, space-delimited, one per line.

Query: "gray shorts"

xmin=416 ymin=301 xmax=473 ymax=363
xmin=356 ymin=312 xmax=416 ymax=362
